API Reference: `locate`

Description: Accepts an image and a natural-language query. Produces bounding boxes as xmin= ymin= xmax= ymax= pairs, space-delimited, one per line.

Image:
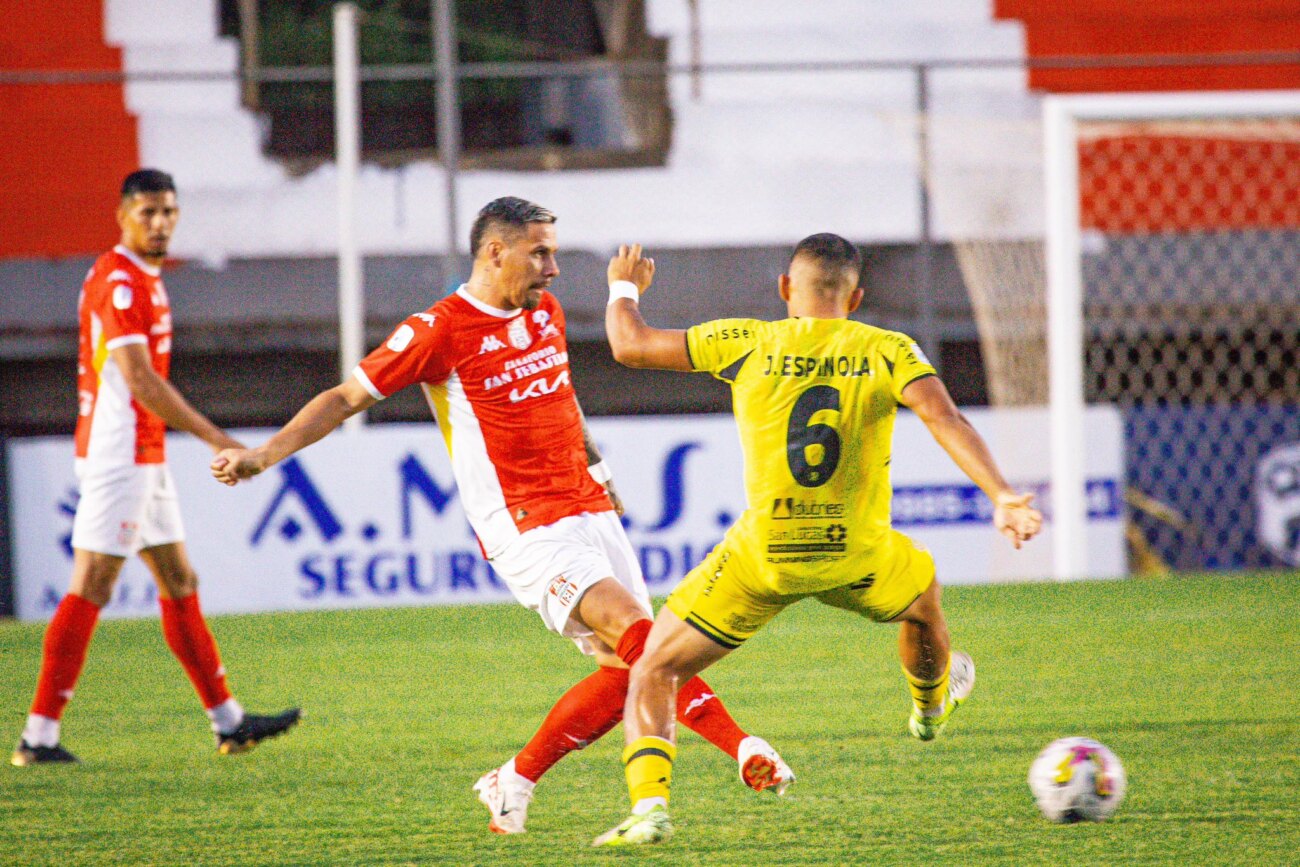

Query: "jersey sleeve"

xmin=685 ymin=318 xmax=763 ymax=381
xmin=354 ymin=312 xmax=452 ymax=399
xmin=881 ymin=331 xmax=937 ymax=403
xmin=96 ymin=273 xmax=153 ymax=350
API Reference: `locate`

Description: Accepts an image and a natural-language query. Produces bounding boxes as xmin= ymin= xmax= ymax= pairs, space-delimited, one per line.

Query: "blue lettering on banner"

xmin=892 ymin=479 xmax=1121 ymax=527
xmin=251 ymin=458 xmax=344 ymax=545
xmin=638 ymin=443 xmax=703 ymax=531
xmin=636 ymin=541 xmax=719 ymax=587
xmin=297 ymin=549 xmax=504 ymax=599
xmin=399 ymin=453 xmax=458 ymax=538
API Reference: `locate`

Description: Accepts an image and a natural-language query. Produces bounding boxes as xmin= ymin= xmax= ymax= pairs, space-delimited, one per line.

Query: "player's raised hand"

xmin=211 ymin=447 xmax=267 ymax=487
xmin=993 ymin=491 xmax=1043 ymax=549
xmin=608 ymin=244 xmax=655 ymax=294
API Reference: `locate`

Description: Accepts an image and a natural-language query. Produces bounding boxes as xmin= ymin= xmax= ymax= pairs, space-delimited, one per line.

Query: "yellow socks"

xmin=904 ymin=657 xmax=951 ymax=716
xmin=623 ymin=736 xmax=676 ymax=811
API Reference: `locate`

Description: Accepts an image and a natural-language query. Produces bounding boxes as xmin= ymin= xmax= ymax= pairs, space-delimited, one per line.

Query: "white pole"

xmin=1043 ymin=97 xmax=1088 ymax=580
xmin=432 ymin=0 xmax=461 ymax=274
xmin=334 ymin=2 xmax=365 ymax=430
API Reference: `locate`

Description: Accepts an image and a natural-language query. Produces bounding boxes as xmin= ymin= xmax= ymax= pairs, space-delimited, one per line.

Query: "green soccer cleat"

xmin=909 ymin=651 xmax=975 ymax=741
xmin=591 ymin=807 xmax=673 ymax=847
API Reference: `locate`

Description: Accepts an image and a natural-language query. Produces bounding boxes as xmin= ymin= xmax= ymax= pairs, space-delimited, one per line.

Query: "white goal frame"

xmin=1042 ymin=89 xmax=1300 ymax=580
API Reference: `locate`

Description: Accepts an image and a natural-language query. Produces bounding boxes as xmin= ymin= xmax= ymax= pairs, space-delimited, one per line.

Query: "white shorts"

xmin=489 ymin=510 xmax=652 ymax=655
xmin=70 ymin=461 xmax=186 ymax=557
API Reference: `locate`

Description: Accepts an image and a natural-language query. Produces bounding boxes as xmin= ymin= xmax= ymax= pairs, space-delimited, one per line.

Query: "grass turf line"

xmin=1 ymin=572 xmax=1297 ymax=865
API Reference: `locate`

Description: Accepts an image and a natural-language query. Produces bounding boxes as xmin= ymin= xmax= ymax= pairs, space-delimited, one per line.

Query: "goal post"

xmin=1042 ymin=90 xmax=1300 ymax=579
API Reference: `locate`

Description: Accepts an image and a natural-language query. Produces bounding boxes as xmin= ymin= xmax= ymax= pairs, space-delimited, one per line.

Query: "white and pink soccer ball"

xmin=1028 ymin=737 xmax=1127 ymax=823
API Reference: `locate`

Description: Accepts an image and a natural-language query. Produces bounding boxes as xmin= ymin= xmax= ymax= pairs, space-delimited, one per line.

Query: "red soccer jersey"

xmin=355 ymin=287 xmax=610 ymax=555
xmin=74 ymin=245 xmax=173 ymax=466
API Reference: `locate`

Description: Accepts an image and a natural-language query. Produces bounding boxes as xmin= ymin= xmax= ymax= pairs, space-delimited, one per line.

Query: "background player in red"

xmin=11 ymin=170 xmax=300 ymax=766
xmin=211 ymin=196 xmax=793 ymax=835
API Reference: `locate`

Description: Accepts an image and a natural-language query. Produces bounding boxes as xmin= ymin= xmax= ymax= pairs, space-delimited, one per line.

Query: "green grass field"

xmin=2 ymin=572 xmax=1298 ymax=866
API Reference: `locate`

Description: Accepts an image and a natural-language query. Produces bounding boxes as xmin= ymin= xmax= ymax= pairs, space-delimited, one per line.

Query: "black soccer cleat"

xmin=216 ymin=708 xmax=302 ymax=755
xmin=11 ymin=739 xmax=80 ymax=766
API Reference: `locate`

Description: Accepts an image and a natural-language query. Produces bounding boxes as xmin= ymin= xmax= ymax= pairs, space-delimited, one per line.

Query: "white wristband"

xmin=608 ymin=281 xmax=640 ymax=304
xmin=587 ymin=459 xmax=613 ymax=484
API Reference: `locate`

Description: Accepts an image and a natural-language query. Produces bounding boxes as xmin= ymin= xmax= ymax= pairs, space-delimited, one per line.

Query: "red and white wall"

xmin=2 ymin=1 xmax=1297 ymax=262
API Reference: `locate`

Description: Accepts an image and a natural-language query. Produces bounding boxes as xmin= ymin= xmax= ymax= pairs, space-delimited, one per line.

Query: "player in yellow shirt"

xmin=592 ymin=234 xmax=1043 ymax=846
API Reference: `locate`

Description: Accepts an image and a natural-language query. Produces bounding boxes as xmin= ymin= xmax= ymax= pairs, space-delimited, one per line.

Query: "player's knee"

xmin=158 ymin=566 xmax=199 ymax=599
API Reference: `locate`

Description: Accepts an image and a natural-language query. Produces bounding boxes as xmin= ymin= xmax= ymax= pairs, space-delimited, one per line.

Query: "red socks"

xmin=159 ymin=593 xmax=232 ymax=709
xmin=512 ymin=618 xmax=749 ymax=783
xmin=513 ymin=666 xmax=630 ymax=782
xmin=675 ymin=677 xmax=746 ymax=758
xmin=30 ymin=594 xmax=101 ymax=719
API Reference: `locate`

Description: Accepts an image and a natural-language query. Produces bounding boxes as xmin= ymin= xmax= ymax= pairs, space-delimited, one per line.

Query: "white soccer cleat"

xmin=737 ymin=735 xmax=795 ymax=796
xmin=473 ymin=761 xmax=535 ymax=834
xmin=909 ymin=651 xmax=976 ymax=741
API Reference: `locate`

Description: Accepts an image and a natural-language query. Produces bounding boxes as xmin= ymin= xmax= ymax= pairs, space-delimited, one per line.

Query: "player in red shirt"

xmin=11 ymin=170 xmax=300 ymax=767
xmin=211 ymin=197 xmax=793 ymax=834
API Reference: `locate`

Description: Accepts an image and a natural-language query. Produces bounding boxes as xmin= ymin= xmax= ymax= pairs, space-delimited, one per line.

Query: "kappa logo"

xmin=509 ymin=370 xmax=569 ymax=403
xmin=1256 ymin=441 xmax=1300 ymax=566
xmin=507 ymin=316 xmax=532 ymax=350
xmin=413 ymin=312 xmax=436 ymax=327
xmin=479 ymin=334 xmax=507 ymax=354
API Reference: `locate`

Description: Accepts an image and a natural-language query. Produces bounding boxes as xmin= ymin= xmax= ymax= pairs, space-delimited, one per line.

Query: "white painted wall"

xmin=104 ymin=0 xmax=1038 ymax=260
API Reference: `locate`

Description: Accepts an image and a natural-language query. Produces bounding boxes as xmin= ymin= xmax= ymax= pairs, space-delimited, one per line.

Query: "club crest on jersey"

xmin=479 ymin=334 xmax=507 ymax=354
xmin=507 ymin=315 xmax=532 ymax=350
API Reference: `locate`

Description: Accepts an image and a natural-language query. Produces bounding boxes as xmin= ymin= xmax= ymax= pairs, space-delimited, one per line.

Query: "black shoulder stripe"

xmin=718 ymin=349 xmax=754 ymax=383
xmin=901 ymin=371 xmax=936 ymax=391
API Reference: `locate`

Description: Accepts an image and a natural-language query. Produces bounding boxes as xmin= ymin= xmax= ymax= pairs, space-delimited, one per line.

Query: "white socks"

xmin=206 ymin=698 xmax=244 ymax=735
xmin=22 ymin=714 xmax=60 ymax=748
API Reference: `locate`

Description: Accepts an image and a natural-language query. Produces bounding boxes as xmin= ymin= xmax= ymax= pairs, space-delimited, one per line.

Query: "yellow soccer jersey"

xmin=685 ymin=316 xmax=936 ymax=594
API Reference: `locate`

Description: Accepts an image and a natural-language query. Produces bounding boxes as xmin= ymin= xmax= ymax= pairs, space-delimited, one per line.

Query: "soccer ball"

xmin=1027 ymin=737 xmax=1127 ymax=823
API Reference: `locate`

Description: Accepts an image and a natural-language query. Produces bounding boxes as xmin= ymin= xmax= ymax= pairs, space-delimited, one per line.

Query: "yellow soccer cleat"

xmin=909 ymin=651 xmax=975 ymax=741
xmin=591 ymin=807 xmax=673 ymax=847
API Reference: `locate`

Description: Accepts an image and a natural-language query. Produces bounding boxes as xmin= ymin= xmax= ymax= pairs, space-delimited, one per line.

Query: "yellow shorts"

xmin=665 ymin=529 xmax=935 ymax=648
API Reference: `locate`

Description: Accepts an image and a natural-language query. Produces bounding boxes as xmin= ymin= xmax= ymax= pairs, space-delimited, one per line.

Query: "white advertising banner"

xmin=7 ymin=408 xmax=1125 ymax=621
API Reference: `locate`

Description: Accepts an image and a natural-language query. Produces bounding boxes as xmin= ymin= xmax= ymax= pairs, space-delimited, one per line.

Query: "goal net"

xmin=1045 ymin=93 xmax=1300 ymax=576
xmin=925 ymin=91 xmax=1300 ymax=577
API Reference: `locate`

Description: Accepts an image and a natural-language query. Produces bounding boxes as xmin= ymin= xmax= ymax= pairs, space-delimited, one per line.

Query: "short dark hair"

xmin=469 ymin=196 xmax=556 ymax=256
xmin=121 ymin=169 xmax=176 ymax=199
xmin=789 ymin=233 xmax=862 ymax=290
